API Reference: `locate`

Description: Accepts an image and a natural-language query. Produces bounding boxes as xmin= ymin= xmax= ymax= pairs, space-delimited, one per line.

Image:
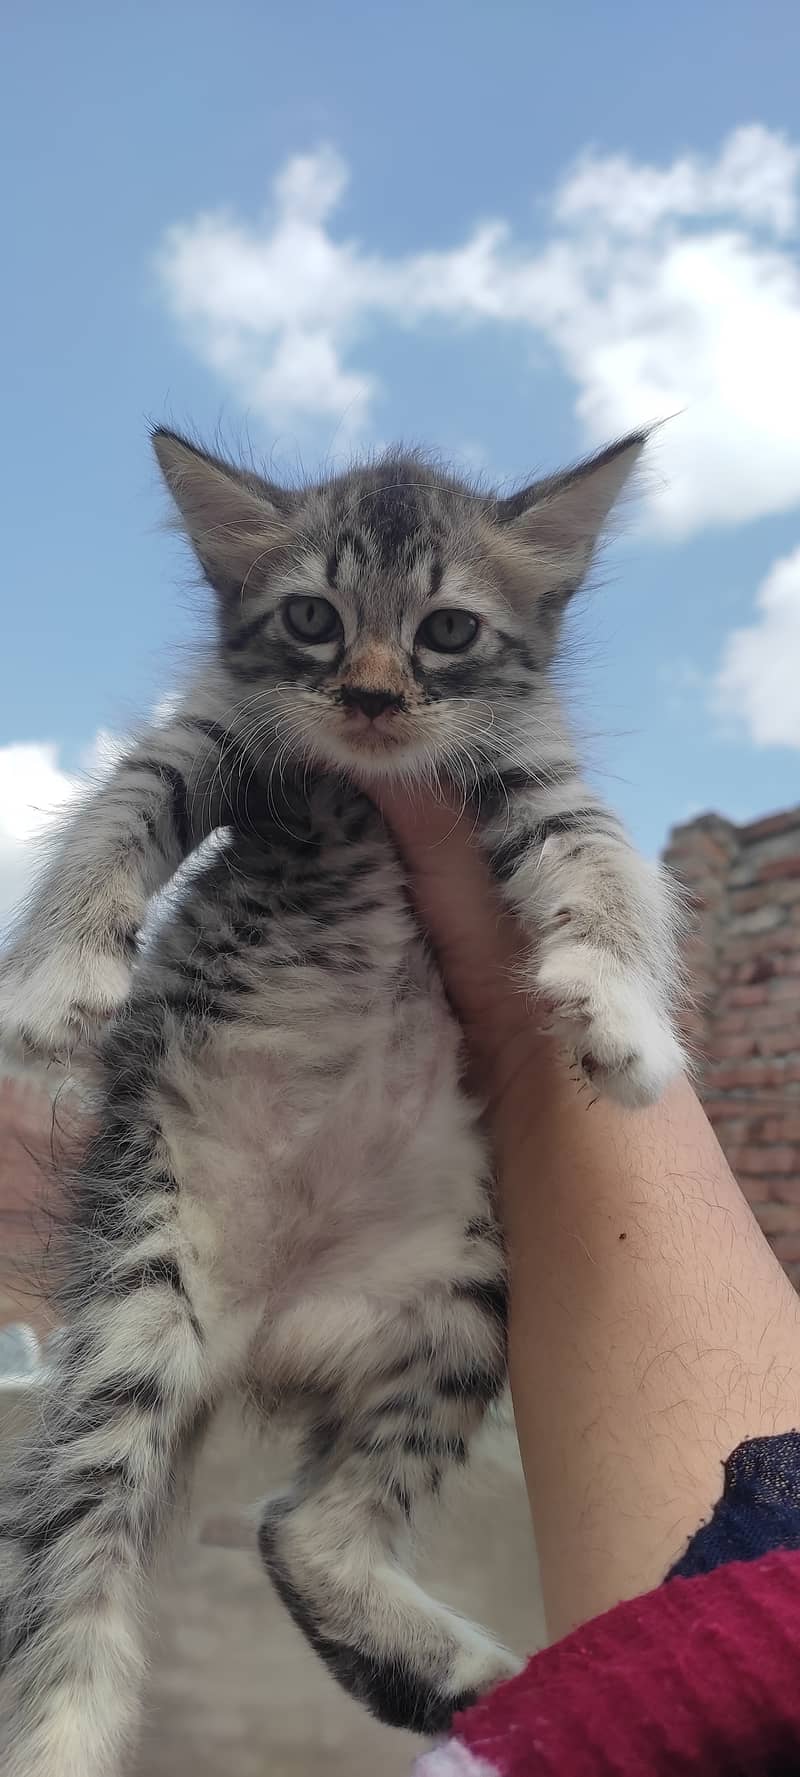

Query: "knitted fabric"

xmin=413 ymin=1432 xmax=800 ymax=1777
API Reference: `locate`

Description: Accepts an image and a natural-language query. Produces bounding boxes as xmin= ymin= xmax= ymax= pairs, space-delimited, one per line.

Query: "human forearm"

xmin=497 ymin=1060 xmax=800 ymax=1637
xmin=379 ymin=790 xmax=800 ymax=1640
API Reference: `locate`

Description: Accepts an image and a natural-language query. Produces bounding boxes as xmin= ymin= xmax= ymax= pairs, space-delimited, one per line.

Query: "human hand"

xmin=375 ymin=786 xmax=547 ymax=1119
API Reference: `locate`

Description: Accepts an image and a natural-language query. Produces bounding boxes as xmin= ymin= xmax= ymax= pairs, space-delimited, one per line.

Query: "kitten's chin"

xmin=310 ymin=725 xmax=431 ymax=781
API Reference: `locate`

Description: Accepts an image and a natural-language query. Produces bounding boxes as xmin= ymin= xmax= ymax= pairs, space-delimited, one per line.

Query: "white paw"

xmin=535 ymin=946 xmax=684 ymax=1108
xmin=448 ymin=1633 xmax=521 ymax=1705
xmin=0 ymin=948 xmax=132 ymax=1068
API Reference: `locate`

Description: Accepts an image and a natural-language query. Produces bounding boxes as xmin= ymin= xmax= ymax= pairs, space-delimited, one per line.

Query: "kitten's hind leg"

xmin=0 ymin=1242 xmax=249 ymax=1777
xmin=259 ymin=1260 xmax=519 ymax=1735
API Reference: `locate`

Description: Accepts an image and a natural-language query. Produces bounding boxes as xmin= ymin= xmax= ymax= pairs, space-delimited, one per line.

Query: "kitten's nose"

xmin=340 ymin=686 xmax=403 ymax=719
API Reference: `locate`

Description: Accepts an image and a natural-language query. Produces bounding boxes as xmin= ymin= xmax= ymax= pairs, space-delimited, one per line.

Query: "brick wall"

xmin=664 ymin=805 xmax=800 ymax=1287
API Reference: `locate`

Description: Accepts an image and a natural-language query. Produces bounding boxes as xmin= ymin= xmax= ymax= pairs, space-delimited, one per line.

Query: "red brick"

xmin=711 ymin=1011 xmax=749 ymax=1034
xmin=750 ymin=1029 xmax=800 ymax=1057
xmin=769 ymin=1232 xmax=800 ymax=1264
xmin=734 ymin=879 xmax=800 ymax=912
xmin=753 ymin=1202 xmax=800 ymax=1235
xmin=704 ymin=1063 xmax=751 ymax=1090
xmin=743 ymin=1002 xmax=800 ymax=1031
xmin=765 ymin=1176 xmax=800 ymax=1206
xmin=760 ymin=1027 xmax=800 ymax=1051
xmin=760 ymin=1117 xmax=800 ymax=1143
xmin=685 ymin=961 xmax=717 ymax=988
xmin=759 ymin=856 xmax=800 ymax=883
xmin=682 ymin=923 xmax=715 ymax=946
xmin=728 ymin=888 xmax=761 ymax=914
xmin=708 ymin=1060 xmax=794 ymax=1090
xmin=735 ymin=956 xmax=778 ymax=985
xmin=720 ymin=1096 xmax=800 ymax=1116
xmin=722 ymin=984 xmax=771 ymax=1007
xmin=742 ymin=810 xmax=800 ymax=842
xmin=679 ymin=1009 xmax=711 ymax=1037
xmin=703 ymin=1097 xmax=773 ymax=1123
xmin=682 ymin=964 xmax=714 ymax=993
xmin=682 ymin=937 xmax=713 ymax=961
xmin=734 ymin=1145 xmax=798 ymax=1176
xmin=729 ymin=904 xmax=786 ymax=937
xmin=768 ymin=880 xmax=800 ymax=907
xmin=745 ymin=969 xmax=799 ymax=994
xmin=666 ymin=835 xmax=734 ymax=874
xmin=704 ymin=1087 xmax=785 ymax=1115
xmin=716 ymin=1139 xmax=749 ymax=1168
xmin=723 ymin=927 xmax=800 ymax=962
xmin=684 ymin=984 xmax=715 ymax=1012
xmin=709 ymin=1034 xmax=757 ymax=1060
xmin=768 ymin=976 xmax=800 ymax=999
xmin=680 ymin=889 xmax=710 ymax=914
xmin=739 ymin=1176 xmax=769 ymax=1207
xmin=706 ymin=1112 xmax=746 ymax=1136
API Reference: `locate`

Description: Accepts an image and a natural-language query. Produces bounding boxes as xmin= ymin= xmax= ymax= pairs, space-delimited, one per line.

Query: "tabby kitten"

xmin=0 ymin=429 xmax=684 ymax=1776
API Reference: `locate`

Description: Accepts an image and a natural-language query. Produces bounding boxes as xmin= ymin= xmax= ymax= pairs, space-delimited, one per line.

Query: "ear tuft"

xmin=151 ymin=428 xmax=293 ymax=598
xmin=495 ymin=431 xmax=647 ymax=589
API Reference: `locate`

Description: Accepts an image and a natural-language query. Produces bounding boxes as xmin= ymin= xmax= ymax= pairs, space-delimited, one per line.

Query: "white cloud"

xmin=712 ymin=544 xmax=800 ymax=748
xmin=0 ymin=743 xmax=81 ymax=927
xmin=0 ymin=704 xmax=177 ymax=933
xmin=554 ymin=126 xmax=800 ymax=237
xmin=156 ymin=124 xmax=800 ymax=537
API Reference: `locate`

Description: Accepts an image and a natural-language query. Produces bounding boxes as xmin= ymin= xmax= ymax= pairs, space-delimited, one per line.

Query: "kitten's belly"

xmin=157 ymin=949 xmax=489 ymax=1320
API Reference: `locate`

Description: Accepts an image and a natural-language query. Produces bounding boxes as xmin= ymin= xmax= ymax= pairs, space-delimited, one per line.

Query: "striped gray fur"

xmin=0 ymin=430 xmax=685 ymax=1774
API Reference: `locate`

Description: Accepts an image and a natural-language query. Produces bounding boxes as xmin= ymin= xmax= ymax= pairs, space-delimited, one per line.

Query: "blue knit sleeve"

xmin=667 ymin=1430 xmax=800 ymax=1581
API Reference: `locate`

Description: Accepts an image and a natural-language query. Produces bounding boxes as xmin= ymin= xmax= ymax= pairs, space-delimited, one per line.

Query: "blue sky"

xmin=2 ymin=0 xmax=800 ymax=911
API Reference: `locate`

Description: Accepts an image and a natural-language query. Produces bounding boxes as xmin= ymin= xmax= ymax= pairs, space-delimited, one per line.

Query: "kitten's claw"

xmin=535 ymin=946 xmax=684 ymax=1108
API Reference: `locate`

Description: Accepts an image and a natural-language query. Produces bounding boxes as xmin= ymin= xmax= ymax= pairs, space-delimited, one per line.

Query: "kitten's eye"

xmin=284 ymin=595 xmax=342 ymax=645
xmin=416 ymin=609 xmax=480 ymax=654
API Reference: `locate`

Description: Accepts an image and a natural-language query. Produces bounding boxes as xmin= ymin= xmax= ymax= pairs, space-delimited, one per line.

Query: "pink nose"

xmin=340 ymin=687 xmax=403 ymax=719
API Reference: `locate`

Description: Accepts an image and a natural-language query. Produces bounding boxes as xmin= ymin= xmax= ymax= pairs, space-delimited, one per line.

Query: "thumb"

xmin=374 ymin=785 xmax=535 ymax=1073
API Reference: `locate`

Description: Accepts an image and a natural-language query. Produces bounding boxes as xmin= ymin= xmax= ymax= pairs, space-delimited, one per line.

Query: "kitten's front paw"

xmin=535 ymin=946 xmax=684 ymax=1108
xmin=0 ymin=947 xmax=132 ymax=1070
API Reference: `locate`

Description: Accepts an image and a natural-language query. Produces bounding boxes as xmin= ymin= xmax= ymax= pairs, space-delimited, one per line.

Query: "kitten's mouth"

xmin=314 ymin=706 xmax=422 ymax=776
xmin=335 ymin=708 xmax=409 ymax=753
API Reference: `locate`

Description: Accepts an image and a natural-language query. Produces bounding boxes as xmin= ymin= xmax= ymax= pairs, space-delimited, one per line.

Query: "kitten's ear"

xmin=495 ymin=431 xmax=646 ymax=593
xmin=152 ymin=429 xmax=293 ymax=598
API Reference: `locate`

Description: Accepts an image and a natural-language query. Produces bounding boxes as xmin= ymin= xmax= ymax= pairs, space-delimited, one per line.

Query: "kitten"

xmin=0 ymin=430 xmax=684 ymax=1776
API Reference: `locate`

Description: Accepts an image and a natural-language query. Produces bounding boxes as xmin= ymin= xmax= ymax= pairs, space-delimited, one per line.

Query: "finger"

xmin=375 ymin=784 xmax=530 ymax=1051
